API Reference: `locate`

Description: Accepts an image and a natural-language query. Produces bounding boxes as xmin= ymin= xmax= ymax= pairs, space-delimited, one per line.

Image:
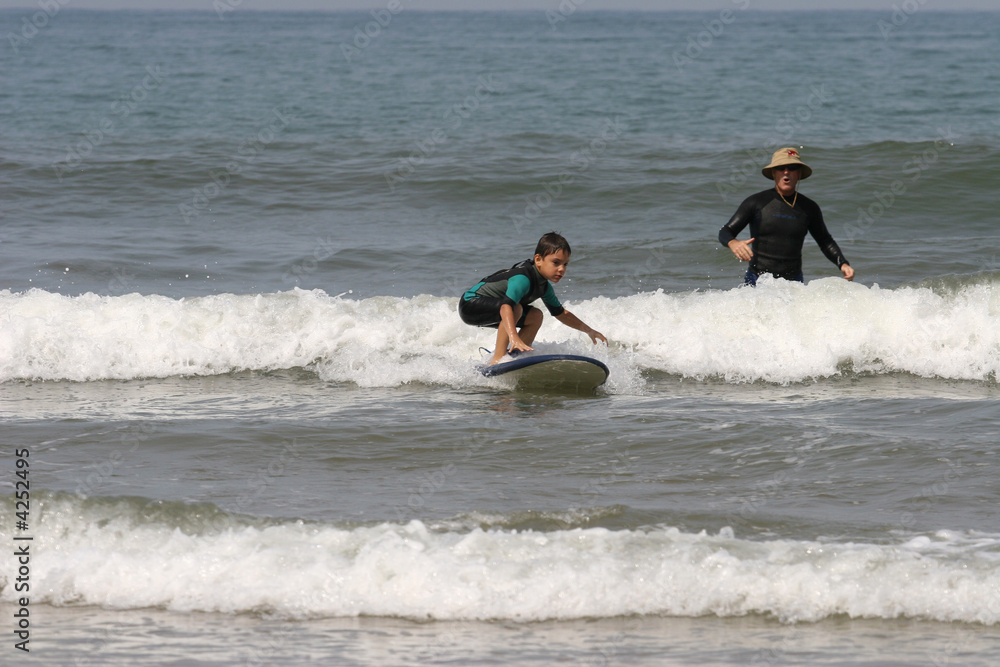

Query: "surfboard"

xmin=479 ymin=353 xmax=609 ymax=392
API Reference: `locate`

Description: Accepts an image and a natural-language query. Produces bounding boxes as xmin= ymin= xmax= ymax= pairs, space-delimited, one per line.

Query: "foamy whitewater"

xmin=4 ymin=275 xmax=999 ymax=386
xmin=5 ymin=492 xmax=1000 ymax=626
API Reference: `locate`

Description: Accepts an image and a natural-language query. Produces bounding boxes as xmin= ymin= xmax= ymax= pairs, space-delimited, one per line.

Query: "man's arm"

xmin=720 ymin=194 xmax=758 ymax=262
xmin=806 ymin=204 xmax=854 ymax=281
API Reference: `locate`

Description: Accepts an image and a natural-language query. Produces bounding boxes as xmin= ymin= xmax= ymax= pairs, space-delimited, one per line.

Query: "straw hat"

xmin=762 ymin=147 xmax=812 ymax=180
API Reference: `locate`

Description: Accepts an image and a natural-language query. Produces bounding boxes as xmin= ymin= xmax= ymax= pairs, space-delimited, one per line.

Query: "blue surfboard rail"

xmin=479 ymin=353 xmax=610 ymax=378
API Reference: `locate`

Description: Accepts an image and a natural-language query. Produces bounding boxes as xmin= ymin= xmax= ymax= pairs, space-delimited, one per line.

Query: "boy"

xmin=459 ymin=232 xmax=607 ymax=366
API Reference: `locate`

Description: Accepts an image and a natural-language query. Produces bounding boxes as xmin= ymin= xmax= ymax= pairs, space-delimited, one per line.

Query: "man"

xmin=719 ymin=147 xmax=855 ymax=285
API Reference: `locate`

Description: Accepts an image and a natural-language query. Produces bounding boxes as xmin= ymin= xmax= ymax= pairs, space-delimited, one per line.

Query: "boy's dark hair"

xmin=534 ymin=232 xmax=571 ymax=258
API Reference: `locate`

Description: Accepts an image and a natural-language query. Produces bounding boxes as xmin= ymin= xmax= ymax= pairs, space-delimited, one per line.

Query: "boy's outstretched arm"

xmin=555 ymin=310 xmax=608 ymax=345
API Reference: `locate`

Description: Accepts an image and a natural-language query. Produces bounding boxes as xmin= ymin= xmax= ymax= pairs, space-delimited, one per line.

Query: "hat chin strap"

xmin=775 ymin=184 xmax=797 ymax=208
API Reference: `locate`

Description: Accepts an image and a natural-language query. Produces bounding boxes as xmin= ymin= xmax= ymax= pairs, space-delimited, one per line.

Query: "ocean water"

xmin=2 ymin=7 xmax=1000 ymax=666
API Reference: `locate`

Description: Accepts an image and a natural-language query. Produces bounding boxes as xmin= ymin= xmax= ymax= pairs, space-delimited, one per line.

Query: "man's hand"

xmin=728 ymin=237 xmax=755 ymax=262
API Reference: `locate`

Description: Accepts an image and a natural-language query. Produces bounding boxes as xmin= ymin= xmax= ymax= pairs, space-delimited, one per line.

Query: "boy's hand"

xmin=587 ymin=329 xmax=608 ymax=345
xmin=509 ymin=337 xmax=534 ymax=354
xmin=556 ymin=311 xmax=607 ymax=346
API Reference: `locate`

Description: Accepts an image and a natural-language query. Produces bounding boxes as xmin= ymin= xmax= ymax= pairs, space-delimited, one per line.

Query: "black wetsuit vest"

xmin=464 ymin=259 xmax=564 ymax=315
xmin=719 ymin=189 xmax=849 ymax=280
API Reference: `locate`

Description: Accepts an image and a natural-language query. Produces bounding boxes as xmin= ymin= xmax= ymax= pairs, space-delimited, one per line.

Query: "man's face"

xmin=773 ymin=164 xmax=801 ymax=196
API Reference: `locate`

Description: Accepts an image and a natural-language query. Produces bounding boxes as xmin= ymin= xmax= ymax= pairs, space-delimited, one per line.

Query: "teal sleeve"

xmin=541 ymin=284 xmax=564 ymax=315
xmin=505 ymin=274 xmax=532 ymax=303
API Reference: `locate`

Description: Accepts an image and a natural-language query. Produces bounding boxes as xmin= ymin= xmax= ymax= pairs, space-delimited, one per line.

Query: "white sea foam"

xmin=2 ymin=495 xmax=999 ymax=624
xmin=597 ymin=275 xmax=1000 ymax=384
xmin=2 ymin=277 xmax=998 ymax=386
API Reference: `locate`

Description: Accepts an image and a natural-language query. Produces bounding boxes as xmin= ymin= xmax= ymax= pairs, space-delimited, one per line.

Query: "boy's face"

xmin=534 ymin=249 xmax=570 ymax=283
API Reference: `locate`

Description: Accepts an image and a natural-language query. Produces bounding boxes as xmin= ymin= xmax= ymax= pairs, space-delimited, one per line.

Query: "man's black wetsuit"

xmin=459 ymin=259 xmax=564 ymax=328
xmin=718 ymin=188 xmax=849 ymax=281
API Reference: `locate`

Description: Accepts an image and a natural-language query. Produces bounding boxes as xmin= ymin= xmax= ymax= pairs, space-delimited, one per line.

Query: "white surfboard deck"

xmin=479 ymin=353 xmax=609 ymax=393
